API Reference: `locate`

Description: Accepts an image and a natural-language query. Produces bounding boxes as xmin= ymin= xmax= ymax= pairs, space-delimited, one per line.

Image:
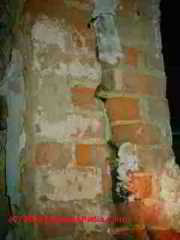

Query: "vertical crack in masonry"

xmin=91 ymin=2 xmax=152 ymax=239
xmin=92 ymin=0 xmax=130 ymax=205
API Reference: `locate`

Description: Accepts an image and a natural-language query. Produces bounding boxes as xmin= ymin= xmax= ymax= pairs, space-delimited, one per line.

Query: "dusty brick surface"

xmin=122 ymin=73 xmax=164 ymax=96
xmin=140 ymin=97 xmax=170 ymax=125
xmin=33 ymin=143 xmax=73 ymax=168
xmin=101 ymin=159 xmax=112 ymax=194
xmin=136 ymin=145 xmax=174 ymax=172
xmin=111 ymin=123 xmax=167 ymax=146
xmin=37 ymin=220 xmax=75 ymax=239
xmin=101 ymin=68 xmax=164 ymax=96
xmin=117 ymin=0 xmax=137 ymax=17
xmin=71 ymin=87 xmax=97 ymax=110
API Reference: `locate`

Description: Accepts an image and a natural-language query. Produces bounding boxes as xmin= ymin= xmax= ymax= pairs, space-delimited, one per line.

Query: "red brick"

xmin=142 ymin=200 xmax=169 ymax=227
xmin=75 ymin=144 xmax=110 ymax=167
xmin=33 ymin=143 xmax=73 ymax=168
xmin=148 ymin=229 xmax=180 ymax=240
xmin=71 ymin=87 xmax=96 ymax=110
xmin=111 ymin=123 xmax=166 ymax=146
xmin=128 ymin=172 xmax=152 ymax=199
xmin=105 ymin=97 xmax=140 ymax=122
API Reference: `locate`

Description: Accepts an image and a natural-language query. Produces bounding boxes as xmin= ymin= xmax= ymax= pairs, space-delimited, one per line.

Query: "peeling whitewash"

xmin=35 ymin=167 xmax=102 ymax=201
xmin=33 ymin=112 xmax=103 ymax=142
xmin=116 ymin=143 xmax=139 ymax=183
xmin=32 ymin=15 xmax=69 ymax=50
xmin=31 ymin=15 xmax=102 ymax=88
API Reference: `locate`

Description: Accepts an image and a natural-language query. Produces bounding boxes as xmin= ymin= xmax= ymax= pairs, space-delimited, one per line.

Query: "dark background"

xmin=160 ymin=0 xmax=180 ymax=122
xmin=160 ymin=0 xmax=180 ymax=163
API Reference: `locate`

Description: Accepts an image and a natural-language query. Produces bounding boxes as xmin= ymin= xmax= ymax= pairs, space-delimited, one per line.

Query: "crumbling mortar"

xmin=96 ymin=89 xmax=168 ymax=100
xmin=91 ymin=0 xmax=133 ymax=205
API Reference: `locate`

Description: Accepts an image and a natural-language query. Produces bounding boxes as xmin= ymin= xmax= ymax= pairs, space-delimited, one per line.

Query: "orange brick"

xmin=33 ymin=143 xmax=73 ymax=168
xmin=111 ymin=123 xmax=166 ymax=146
xmin=123 ymin=47 xmax=140 ymax=67
xmin=128 ymin=172 xmax=152 ymax=199
xmin=75 ymin=144 xmax=110 ymax=168
xmin=76 ymin=144 xmax=91 ymax=166
xmin=105 ymin=97 xmax=140 ymax=122
xmin=71 ymin=87 xmax=96 ymax=110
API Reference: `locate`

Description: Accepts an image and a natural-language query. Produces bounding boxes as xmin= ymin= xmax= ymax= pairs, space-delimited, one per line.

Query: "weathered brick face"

xmin=105 ymin=97 xmax=140 ymax=122
xmin=111 ymin=123 xmax=168 ymax=146
xmin=5 ymin=0 xmax=180 ymax=239
xmin=33 ymin=143 xmax=73 ymax=168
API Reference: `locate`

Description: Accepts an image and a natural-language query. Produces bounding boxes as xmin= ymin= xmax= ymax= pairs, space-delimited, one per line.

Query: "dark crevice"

xmin=107 ymin=141 xmax=129 ymax=203
xmin=95 ymin=86 xmax=107 ymax=103
xmin=96 ymin=83 xmax=130 ymax=204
